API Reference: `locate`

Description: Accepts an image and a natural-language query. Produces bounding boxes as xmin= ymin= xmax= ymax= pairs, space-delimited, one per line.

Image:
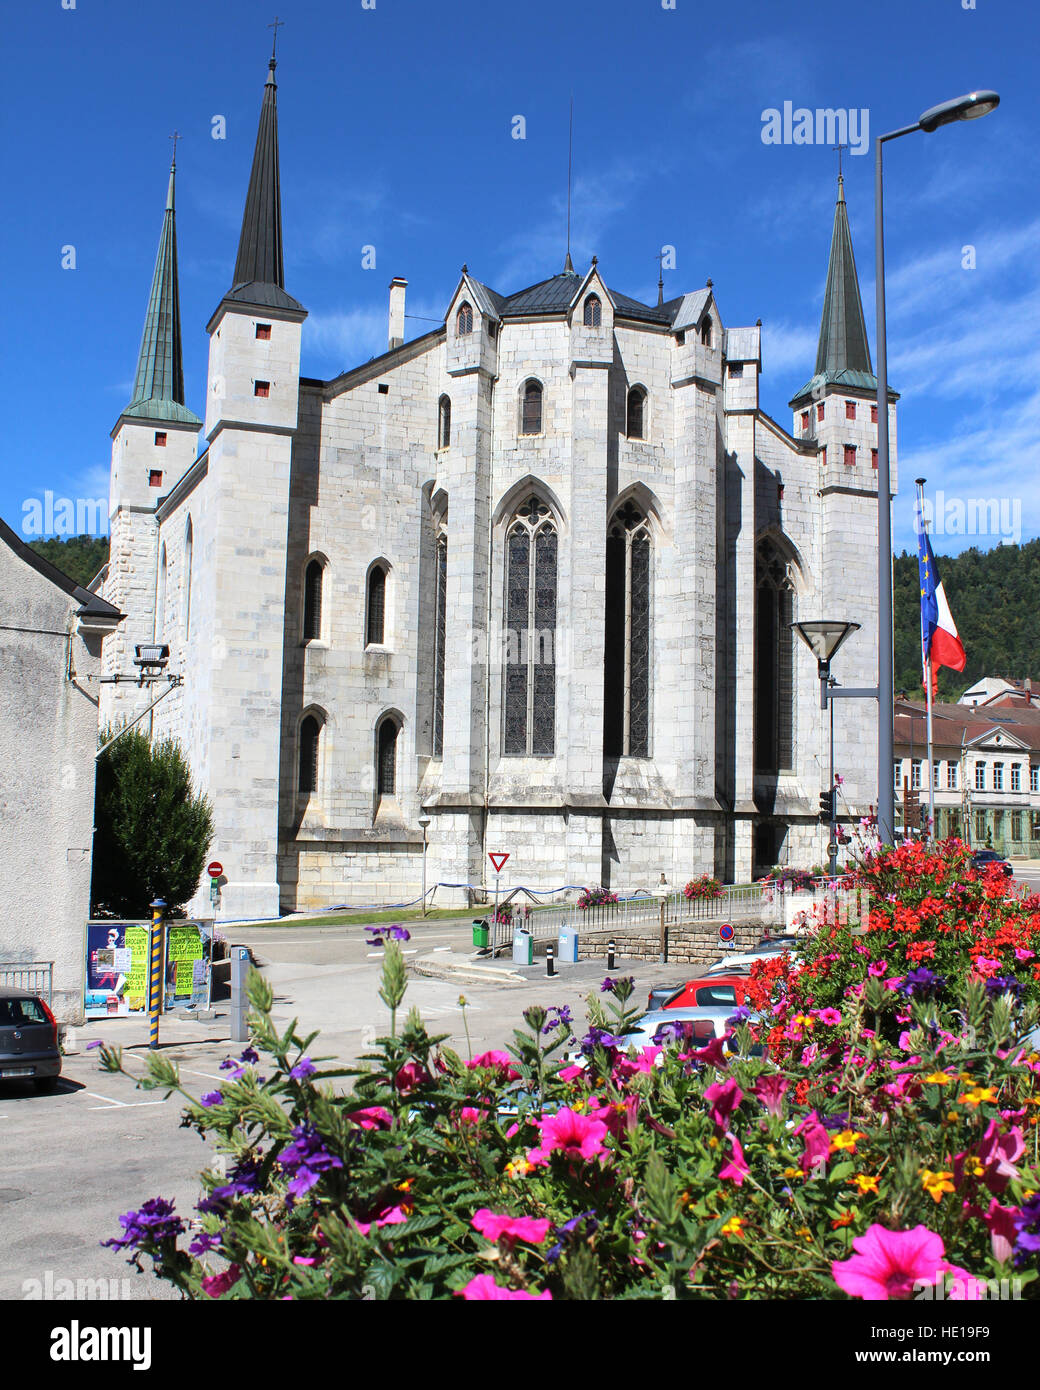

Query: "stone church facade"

xmin=98 ymin=53 xmax=896 ymax=919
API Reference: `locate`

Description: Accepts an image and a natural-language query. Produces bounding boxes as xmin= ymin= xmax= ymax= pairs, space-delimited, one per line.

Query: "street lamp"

xmin=874 ymin=89 xmax=999 ymax=846
xmin=793 ymin=621 xmax=862 ymax=876
xmin=418 ymin=813 xmax=432 ymax=918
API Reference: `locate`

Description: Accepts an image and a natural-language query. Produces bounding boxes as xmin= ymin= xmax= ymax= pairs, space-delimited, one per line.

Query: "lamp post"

xmin=418 ymin=813 xmax=431 ymax=917
xmin=792 ymin=621 xmax=861 ymax=875
xmin=874 ymin=90 xmax=999 ymax=846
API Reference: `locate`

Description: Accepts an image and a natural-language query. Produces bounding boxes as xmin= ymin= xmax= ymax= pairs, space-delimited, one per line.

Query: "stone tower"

xmin=789 ymin=175 xmax=898 ymax=828
xmin=200 ymin=49 xmax=306 ymax=919
xmin=101 ymin=157 xmax=201 ymax=725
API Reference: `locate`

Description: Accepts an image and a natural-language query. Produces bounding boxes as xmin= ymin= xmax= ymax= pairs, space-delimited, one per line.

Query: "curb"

xmin=410 ymin=953 xmax=525 ymax=987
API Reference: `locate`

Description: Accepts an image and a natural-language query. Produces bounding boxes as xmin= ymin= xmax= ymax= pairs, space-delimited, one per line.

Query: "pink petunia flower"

xmin=350 ymin=1106 xmax=393 ymax=1130
xmin=471 ymin=1209 xmax=551 ymax=1246
xmin=526 ymin=1108 xmax=609 ymax=1166
xmin=968 ymin=1198 xmax=1019 ymax=1264
xmin=394 ymin=1062 xmax=431 ymax=1094
xmin=201 ymin=1264 xmax=241 ymax=1298
xmin=793 ymin=1113 xmax=830 ymax=1176
xmin=557 ymin=1064 xmax=586 ymax=1083
xmin=832 ymin=1224 xmax=975 ymax=1301
xmin=815 ymin=1008 xmax=842 ymax=1026
xmin=754 ymin=1073 xmax=789 ymax=1117
xmin=867 ymin=961 xmax=889 ymax=977
xmin=457 ymin=1274 xmax=551 ymax=1300
xmin=704 ymin=1078 xmax=744 ymax=1131
xmin=468 ymin=1050 xmax=521 ymax=1081
xmin=719 ymin=1134 xmax=749 ymax=1186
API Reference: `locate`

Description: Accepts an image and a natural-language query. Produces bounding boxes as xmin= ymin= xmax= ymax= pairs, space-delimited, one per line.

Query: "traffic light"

xmin=819 ymin=790 xmax=834 ymax=822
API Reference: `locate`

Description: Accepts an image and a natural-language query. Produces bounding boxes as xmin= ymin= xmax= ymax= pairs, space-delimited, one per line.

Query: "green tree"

xmin=91 ymin=729 xmax=213 ymax=918
xmin=29 ymin=533 xmax=109 ymax=588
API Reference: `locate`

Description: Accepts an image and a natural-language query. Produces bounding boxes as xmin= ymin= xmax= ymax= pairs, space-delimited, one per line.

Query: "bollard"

xmin=148 ymin=899 xmax=166 ymax=1050
xmin=230 ymin=945 xmax=250 ymax=1043
xmin=546 ymin=943 xmax=555 ymax=977
xmin=607 ymin=938 xmax=616 ymax=971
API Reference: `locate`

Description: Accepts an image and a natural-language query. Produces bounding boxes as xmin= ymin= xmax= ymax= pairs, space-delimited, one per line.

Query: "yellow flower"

xmin=795 ymin=1225 xmax=813 ymax=1242
xmin=395 ymin=1179 xmax=413 ymax=1193
xmin=921 ymin=1169 xmax=955 ymax=1203
xmin=792 ymin=1014 xmax=815 ymax=1030
xmin=679 ymin=1191 xmax=692 ymax=1209
xmin=1023 ymin=1189 xmax=1037 ymax=1200
xmin=830 ymin=1130 xmax=865 ymax=1154
xmin=958 ymin=1087 xmax=998 ymax=1107
xmin=708 ymin=1136 xmax=719 ymax=1150
xmin=850 ymin=1173 xmax=880 ymax=1195
xmin=783 ymin=1167 xmax=802 ymax=1180
xmin=505 ymin=1158 xmax=533 ymax=1179
xmin=923 ymin=1072 xmax=952 ymax=1086
xmin=966 ymin=1157 xmax=985 ymax=1178
xmin=720 ymin=1216 xmax=744 ymax=1237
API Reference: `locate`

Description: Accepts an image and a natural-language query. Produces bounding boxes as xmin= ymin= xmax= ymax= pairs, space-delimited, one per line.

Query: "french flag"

xmin=918 ymin=528 xmax=965 ymax=695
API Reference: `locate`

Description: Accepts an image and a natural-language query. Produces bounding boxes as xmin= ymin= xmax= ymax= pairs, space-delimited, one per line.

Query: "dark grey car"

xmin=0 ymin=987 xmax=62 ymax=1091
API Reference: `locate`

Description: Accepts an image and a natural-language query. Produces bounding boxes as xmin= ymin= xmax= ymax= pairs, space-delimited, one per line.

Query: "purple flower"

xmin=102 ymin=1197 xmax=184 ymax=1253
xmin=543 ymin=1005 xmax=573 ymax=1035
xmin=188 ymin=1231 xmax=222 ymax=1256
xmin=197 ymin=1158 xmax=264 ymax=1214
xmin=727 ymin=1005 xmax=753 ymax=1025
xmin=986 ymin=976 xmax=1024 ymax=999
xmin=219 ymin=1057 xmax=245 ymax=1080
xmin=1014 ymin=1193 xmax=1040 ymax=1267
xmin=200 ymin=1091 xmax=223 ymax=1108
xmin=277 ymin=1125 xmax=343 ymax=1200
xmin=290 ymin=1057 xmax=316 ymax=1081
xmin=578 ymin=1027 xmax=624 ymax=1057
xmin=388 ymin=926 xmax=410 ymax=941
xmin=239 ymin=1046 xmax=260 ymax=1065
xmin=599 ymin=975 xmax=634 ymax=996
xmin=86 ymin=1040 xmax=102 ymax=1051
xmin=366 ymin=925 xmax=411 ymax=945
xmin=599 ymin=977 xmax=616 ymax=993
xmin=901 ymin=967 xmax=945 ymax=998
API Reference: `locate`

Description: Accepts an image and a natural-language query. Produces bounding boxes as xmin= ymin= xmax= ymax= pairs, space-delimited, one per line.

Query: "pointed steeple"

xmin=815 ymin=175 xmax=872 ymax=379
xmin=217 ymin=51 xmax=304 ymax=317
xmin=121 ymin=158 xmax=200 ymax=427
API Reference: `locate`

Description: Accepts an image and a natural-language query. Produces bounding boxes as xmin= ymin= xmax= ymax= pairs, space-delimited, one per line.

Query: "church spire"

xmin=217 ymin=42 xmax=304 ymax=317
xmin=814 ymin=173 xmax=873 ymax=380
xmin=122 ymin=154 xmax=200 ymax=427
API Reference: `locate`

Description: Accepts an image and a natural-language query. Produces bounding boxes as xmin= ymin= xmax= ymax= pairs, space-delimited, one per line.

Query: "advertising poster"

xmin=164 ymin=922 xmax=212 ymax=1009
xmin=84 ymin=922 xmax=150 ymax=1018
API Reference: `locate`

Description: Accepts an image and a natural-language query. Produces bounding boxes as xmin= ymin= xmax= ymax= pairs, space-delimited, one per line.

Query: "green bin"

xmin=472 ymin=919 xmax=490 ymax=949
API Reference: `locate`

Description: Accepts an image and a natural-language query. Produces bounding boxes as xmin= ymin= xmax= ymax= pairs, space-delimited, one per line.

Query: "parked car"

xmin=627 ymin=1007 xmax=766 ymax=1058
xmin=972 ymin=848 xmax=1013 ymax=878
xmin=647 ymin=973 xmax=751 ymax=1012
xmin=0 ymin=987 xmax=62 ymax=1091
xmin=704 ymin=935 xmax=803 ymax=975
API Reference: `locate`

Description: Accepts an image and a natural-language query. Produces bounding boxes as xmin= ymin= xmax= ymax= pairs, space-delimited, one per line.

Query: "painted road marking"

xmin=88 ymin=1099 xmax=166 ymax=1111
xmin=180 ymin=1068 xmax=225 ymax=1083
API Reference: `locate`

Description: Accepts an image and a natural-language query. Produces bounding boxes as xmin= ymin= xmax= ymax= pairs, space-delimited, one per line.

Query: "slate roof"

xmin=472 ymin=269 xmax=683 ymax=325
xmin=895 ymin=699 xmax=1040 ymax=753
xmin=0 ymin=518 xmax=123 ymax=623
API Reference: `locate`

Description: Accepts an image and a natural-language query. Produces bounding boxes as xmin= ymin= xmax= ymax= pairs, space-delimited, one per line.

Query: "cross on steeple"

xmin=169 ymin=130 xmax=181 ymax=166
xmin=833 ymin=140 xmax=847 ymax=182
xmin=268 ymin=15 xmax=284 ymax=60
xmin=655 ymin=249 xmax=666 ymax=306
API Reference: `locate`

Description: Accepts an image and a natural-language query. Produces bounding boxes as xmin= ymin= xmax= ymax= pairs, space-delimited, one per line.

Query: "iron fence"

xmin=0 ymin=961 xmax=54 ymax=1001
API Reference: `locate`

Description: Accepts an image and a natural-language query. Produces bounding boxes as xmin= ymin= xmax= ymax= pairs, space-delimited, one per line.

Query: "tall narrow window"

xmin=521 ymin=380 xmax=543 ymax=436
xmin=438 ymin=395 xmax=451 ymax=449
xmin=456 ymin=302 xmax=473 ymax=336
xmin=303 ymin=559 xmax=323 ymax=642
xmin=754 ymin=538 xmax=795 ymax=773
xmin=377 ymin=718 xmax=398 ymax=795
xmin=183 ymin=518 xmax=193 ymax=638
xmin=156 ymin=544 xmax=167 ymax=640
xmin=366 ymin=564 xmax=387 ymax=646
xmin=504 ymin=497 xmax=557 ymax=756
xmin=626 ymin=386 xmax=647 ymax=440
xmin=433 ymin=533 xmax=447 ymax=756
xmin=299 ymin=716 xmax=320 ymax=795
xmin=604 ymin=502 xmax=652 ymax=757
xmin=701 ymin=315 xmax=713 ymax=347
xmin=583 ymin=294 xmax=602 ymax=327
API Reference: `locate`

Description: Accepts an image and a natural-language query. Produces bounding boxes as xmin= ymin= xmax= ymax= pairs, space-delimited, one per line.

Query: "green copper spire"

xmin=122 ymin=158 xmax=201 ymax=427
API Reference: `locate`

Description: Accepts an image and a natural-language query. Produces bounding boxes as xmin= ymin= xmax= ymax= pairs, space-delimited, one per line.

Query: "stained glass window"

xmin=367 ymin=565 xmax=386 ymax=645
xmin=433 ymin=534 xmax=447 ymax=756
xmin=299 ymin=716 xmax=320 ymax=795
xmin=504 ymin=497 xmax=556 ymax=755
xmin=303 ymin=559 xmax=323 ymax=641
xmin=754 ymin=539 xmax=795 ymax=773
xmin=456 ymin=302 xmax=473 ymax=335
xmin=583 ymin=295 xmax=601 ymax=327
xmin=378 ymin=718 xmax=398 ymax=795
xmin=604 ymin=502 xmax=652 ymax=757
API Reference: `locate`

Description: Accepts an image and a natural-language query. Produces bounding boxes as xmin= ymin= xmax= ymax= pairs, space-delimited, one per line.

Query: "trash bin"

xmin=558 ymin=924 xmax=578 ymax=963
xmin=472 ymin=919 xmax=489 ymax=949
xmin=512 ymin=928 xmax=533 ymax=966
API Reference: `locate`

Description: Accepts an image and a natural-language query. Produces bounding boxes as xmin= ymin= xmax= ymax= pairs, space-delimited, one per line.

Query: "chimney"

xmin=388 ymin=277 xmax=407 ymax=350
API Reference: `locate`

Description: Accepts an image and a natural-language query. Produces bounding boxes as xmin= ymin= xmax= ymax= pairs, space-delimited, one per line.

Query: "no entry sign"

xmin=488 ymin=852 xmax=510 ymax=874
xmin=207 ymin=862 xmax=223 ymax=879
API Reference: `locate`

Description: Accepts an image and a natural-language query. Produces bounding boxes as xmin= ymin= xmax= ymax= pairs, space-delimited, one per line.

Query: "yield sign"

xmin=488 ymin=852 xmax=510 ymax=874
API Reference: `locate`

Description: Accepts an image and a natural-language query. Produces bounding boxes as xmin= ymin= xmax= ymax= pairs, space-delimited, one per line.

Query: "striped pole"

xmin=148 ymin=899 xmax=166 ymax=1050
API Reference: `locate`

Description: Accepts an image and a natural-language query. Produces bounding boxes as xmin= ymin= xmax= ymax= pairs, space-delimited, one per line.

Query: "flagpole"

xmin=916 ymin=478 xmax=936 ymax=843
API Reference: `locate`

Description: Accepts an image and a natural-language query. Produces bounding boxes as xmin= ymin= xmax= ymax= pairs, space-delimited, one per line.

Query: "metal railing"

xmin=0 ymin=961 xmax=54 ymax=1001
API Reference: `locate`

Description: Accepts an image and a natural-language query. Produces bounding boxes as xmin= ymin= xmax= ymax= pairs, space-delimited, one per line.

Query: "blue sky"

xmin=4 ymin=0 xmax=1036 ymax=555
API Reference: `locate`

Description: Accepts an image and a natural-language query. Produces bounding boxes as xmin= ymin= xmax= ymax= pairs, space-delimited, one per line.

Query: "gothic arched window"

xmin=438 ymin=394 xmax=451 ymax=449
xmin=377 ymin=717 xmax=398 ymax=795
xmin=366 ymin=563 xmax=387 ymax=646
xmin=456 ymin=302 xmax=473 ymax=336
xmin=504 ymin=496 xmax=557 ymax=756
xmin=583 ymin=294 xmax=602 ymax=327
xmin=754 ymin=538 xmax=796 ymax=773
xmin=303 ymin=559 xmax=323 ymax=642
xmin=626 ymin=386 xmax=647 ymax=440
xmin=521 ymin=379 xmax=543 ymax=436
xmin=701 ymin=315 xmax=714 ymax=347
xmin=299 ymin=715 xmax=321 ymax=795
xmin=433 ymin=531 xmax=448 ymax=756
xmin=604 ymin=501 xmax=652 ymax=757
xmin=183 ymin=518 xmax=193 ymax=638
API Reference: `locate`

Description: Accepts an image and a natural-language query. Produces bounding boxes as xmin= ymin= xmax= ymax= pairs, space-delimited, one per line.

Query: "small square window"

xmin=844 ymin=444 xmax=857 ymax=467
xmin=816 ymin=402 xmax=825 ymax=422
xmin=149 ymin=469 xmax=163 ymax=488
xmin=675 ymin=331 xmax=685 ymax=346
xmin=845 ymin=400 xmax=856 ymax=421
xmin=254 ymin=380 xmax=270 ymax=397
xmin=378 ymin=383 xmax=390 ymax=395
xmin=729 ymin=362 xmax=744 ymax=378
xmin=154 ymin=431 xmax=167 ymax=447
xmin=871 ymin=405 xmax=878 ymax=424
xmin=256 ymin=323 xmax=272 ymax=340
xmin=871 ymin=448 xmax=878 ymax=470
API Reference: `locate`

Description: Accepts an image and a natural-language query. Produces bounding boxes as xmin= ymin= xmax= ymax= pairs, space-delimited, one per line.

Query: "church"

xmin=97 ymin=49 xmax=897 ymax=919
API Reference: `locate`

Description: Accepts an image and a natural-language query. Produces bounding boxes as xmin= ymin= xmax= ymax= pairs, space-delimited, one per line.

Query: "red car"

xmin=648 ymin=973 xmax=750 ymax=1012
